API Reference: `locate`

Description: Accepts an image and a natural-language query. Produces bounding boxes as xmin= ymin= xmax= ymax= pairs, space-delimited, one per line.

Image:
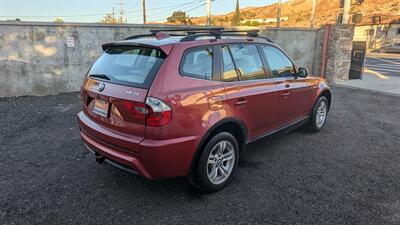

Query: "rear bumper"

xmin=77 ymin=111 xmax=200 ymax=179
xmin=84 ymin=143 xmax=139 ymax=175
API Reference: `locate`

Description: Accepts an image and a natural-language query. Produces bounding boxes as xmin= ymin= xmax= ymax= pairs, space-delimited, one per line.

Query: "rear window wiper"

xmin=88 ymin=74 xmax=111 ymax=80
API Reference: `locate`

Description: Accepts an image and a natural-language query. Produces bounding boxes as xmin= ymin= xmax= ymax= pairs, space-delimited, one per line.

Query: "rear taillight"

xmin=123 ymin=101 xmax=147 ymax=125
xmin=123 ymin=97 xmax=171 ymax=127
xmin=145 ymin=97 xmax=172 ymax=127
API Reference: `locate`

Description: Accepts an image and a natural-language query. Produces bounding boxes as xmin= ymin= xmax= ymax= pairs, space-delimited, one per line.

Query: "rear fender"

xmin=187 ymin=117 xmax=248 ymax=174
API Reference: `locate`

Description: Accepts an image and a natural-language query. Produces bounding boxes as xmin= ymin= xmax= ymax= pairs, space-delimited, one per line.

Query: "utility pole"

xmin=342 ymin=0 xmax=351 ymax=24
xmin=206 ymin=0 xmax=211 ymax=26
xmin=112 ymin=7 xmax=115 ymax=21
xmin=276 ymin=0 xmax=281 ymax=28
xmin=117 ymin=0 xmax=126 ymax=23
xmin=310 ymin=0 xmax=317 ymax=28
xmin=233 ymin=0 xmax=240 ymax=26
xmin=142 ymin=0 xmax=147 ymax=24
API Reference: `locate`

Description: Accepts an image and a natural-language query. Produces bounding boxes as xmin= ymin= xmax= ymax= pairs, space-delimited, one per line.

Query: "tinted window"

xmin=221 ymin=46 xmax=238 ymax=82
xmin=262 ymin=46 xmax=296 ymax=78
xmin=229 ymin=44 xmax=265 ymax=81
xmin=88 ymin=46 xmax=165 ymax=88
xmin=181 ymin=47 xmax=213 ymax=80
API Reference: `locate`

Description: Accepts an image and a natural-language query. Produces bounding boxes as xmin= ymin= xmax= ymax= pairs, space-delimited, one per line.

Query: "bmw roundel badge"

xmin=98 ymin=82 xmax=105 ymax=92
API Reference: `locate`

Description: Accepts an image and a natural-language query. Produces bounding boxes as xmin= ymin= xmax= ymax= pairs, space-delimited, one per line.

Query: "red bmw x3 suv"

xmin=78 ymin=28 xmax=331 ymax=192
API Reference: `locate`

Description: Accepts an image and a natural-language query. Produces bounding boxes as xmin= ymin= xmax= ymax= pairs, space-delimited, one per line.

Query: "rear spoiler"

xmin=101 ymin=42 xmax=172 ymax=55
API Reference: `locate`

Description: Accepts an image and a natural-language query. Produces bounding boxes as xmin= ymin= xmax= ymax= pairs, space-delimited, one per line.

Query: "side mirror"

xmin=297 ymin=67 xmax=309 ymax=78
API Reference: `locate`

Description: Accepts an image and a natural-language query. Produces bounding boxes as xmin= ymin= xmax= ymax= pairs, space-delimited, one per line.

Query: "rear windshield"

xmin=88 ymin=45 xmax=166 ymax=88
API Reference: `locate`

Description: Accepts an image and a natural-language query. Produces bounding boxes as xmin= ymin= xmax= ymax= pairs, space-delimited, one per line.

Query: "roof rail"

xmin=220 ymin=29 xmax=274 ymax=42
xmin=180 ymin=29 xmax=274 ymax=43
xmin=219 ymin=33 xmax=274 ymax=43
xmin=149 ymin=27 xmax=223 ymax=33
xmin=221 ymin=29 xmax=260 ymax=34
xmin=124 ymin=28 xmax=274 ymax=43
xmin=125 ymin=32 xmax=188 ymax=40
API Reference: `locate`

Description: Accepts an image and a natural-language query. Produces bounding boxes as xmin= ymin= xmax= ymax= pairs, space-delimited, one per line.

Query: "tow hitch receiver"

xmin=95 ymin=153 xmax=106 ymax=164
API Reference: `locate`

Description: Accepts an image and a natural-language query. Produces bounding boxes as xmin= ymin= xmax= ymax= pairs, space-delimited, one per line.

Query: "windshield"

xmin=88 ymin=45 xmax=166 ymax=88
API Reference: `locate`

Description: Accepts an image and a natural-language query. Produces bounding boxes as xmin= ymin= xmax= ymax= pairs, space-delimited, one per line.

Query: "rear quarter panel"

xmin=146 ymin=41 xmax=234 ymax=141
xmin=142 ymin=41 xmax=237 ymax=177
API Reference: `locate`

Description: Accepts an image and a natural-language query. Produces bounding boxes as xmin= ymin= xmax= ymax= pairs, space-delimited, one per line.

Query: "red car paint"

xmin=77 ymin=34 xmax=331 ymax=179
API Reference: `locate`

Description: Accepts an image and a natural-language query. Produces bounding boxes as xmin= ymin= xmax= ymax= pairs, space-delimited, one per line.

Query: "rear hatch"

xmin=81 ymin=45 xmax=166 ymax=150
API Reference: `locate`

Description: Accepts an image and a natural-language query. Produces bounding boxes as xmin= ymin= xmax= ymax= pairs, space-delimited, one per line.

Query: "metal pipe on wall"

xmin=320 ymin=24 xmax=331 ymax=78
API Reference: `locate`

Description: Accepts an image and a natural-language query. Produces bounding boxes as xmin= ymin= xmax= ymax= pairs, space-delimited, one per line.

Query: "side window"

xmin=181 ymin=47 xmax=213 ymax=80
xmin=262 ymin=46 xmax=296 ymax=78
xmin=221 ymin=46 xmax=238 ymax=82
xmin=229 ymin=44 xmax=266 ymax=81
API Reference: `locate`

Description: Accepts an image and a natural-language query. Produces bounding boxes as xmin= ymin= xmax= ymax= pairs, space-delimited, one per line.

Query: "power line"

xmin=0 ymin=1 xmax=198 ymax=18
xmin=150 ymin=2 xmax=205 ymax=22
xmin=141 ymin=1 xmax=204 ymax=22
xmin=149 ymin=1 xmax=199 ymax=15
xmin=187 ymin=3 xmax=206 ymax=13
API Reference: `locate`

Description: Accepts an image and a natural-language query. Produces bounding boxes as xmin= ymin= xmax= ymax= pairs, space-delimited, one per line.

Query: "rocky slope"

xmin=189 ymin=0 xmax=400 ymax=27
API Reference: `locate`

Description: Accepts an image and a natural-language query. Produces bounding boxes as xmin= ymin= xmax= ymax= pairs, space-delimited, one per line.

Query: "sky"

xmin=0 ymin=0 xmax=277 ymax=23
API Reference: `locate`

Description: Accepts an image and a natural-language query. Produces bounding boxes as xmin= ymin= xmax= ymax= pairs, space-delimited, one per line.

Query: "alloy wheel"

xmin=206 ymin=140 xmax=235 ymax=185
xmin=316 ymin=101 xmax=327 ymax=128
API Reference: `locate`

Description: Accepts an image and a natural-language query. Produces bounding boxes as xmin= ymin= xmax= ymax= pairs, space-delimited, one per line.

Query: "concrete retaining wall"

xmin=0 ymin=22 xmax=180 ymax=97
xmin=260 ymin=28 xmax=323 ymax=75
xmin=0 ymin=22 xmax=352 ymax=97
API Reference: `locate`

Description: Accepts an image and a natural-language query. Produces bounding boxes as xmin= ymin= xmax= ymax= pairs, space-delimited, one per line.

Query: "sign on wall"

xmin=66 ymin=37 xmax=75 ymax=48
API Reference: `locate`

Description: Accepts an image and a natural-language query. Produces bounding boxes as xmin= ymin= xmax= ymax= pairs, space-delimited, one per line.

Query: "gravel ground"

xmin=1 ymin=86 xmax=400 ymax=225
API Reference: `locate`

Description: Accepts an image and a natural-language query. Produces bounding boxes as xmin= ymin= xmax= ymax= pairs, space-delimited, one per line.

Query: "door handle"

xmin=281 ymin=92 xmax=291 ymax=97
xmin=234 ymin=99 xmax=248 ymax=106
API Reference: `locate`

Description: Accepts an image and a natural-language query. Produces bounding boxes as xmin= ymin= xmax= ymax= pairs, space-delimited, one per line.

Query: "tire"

xmin=307 ymin=96 xmax=329 ymax=132
xmin=189 ymin=132 xmax=239 ymax=193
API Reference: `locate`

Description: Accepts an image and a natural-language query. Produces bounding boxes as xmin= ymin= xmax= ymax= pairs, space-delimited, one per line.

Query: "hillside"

xmin=189 ymin=0 xmax=400 ymax=27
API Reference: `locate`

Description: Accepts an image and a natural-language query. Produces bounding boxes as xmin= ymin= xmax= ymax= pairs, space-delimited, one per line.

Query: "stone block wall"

xmin=324 ymin=24 xmax=355 ymax=83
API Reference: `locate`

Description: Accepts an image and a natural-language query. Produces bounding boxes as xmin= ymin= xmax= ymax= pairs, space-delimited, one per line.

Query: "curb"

xmin=329 ymin=83 xmax=400 ymax=97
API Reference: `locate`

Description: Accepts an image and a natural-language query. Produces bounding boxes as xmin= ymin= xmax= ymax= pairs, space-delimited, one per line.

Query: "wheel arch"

xmin=319 ymin=88 xmax=332 ymax=111
xmin=187 ymin=117 xmax=248 ymax=175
